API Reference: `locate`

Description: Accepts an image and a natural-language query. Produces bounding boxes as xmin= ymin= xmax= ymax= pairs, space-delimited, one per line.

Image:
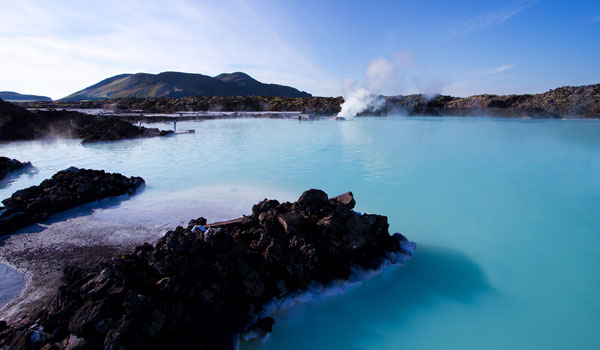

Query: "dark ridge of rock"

xmin=0 ymin=99 xmax=173 ymax=143
xmin=20 ymin=96 xmax=345 ymax=115
xmin=73 ymin=117 xmax=173 ymax=143
xmin=19 ymin=83 xmax=600 ymax=118
xmin=366 ymin=84 xmax=600 ymax=118
xmin=0 ymin=167 xmax=145 ymax=236
xmin=0 ymin=190 xmax=415 ymax=349
xmin=0 ymin=157 xmax=32 ymax=181
xmin=0 ymin=99 xmax=42 ymax=141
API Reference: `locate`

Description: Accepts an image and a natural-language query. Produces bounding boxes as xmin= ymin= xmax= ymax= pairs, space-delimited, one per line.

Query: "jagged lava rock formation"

xmin=0 ymin=167 xmax=145 ymax=236
xmin=0 ymin=99 xmax=173 ymax=143
xmin=75 ymin=117 xmax=172 ymax=144
xmin=376 ymin=84 xmax=600 ymax=118
xmin=0 ymin=189 xmax=415 ymax=349
xmin=0 ymin=157 xmax=32 ymax=181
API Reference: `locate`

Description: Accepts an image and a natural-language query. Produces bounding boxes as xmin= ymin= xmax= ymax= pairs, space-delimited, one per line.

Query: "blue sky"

xmin=0 ymin=0 xmax=599 ymax=99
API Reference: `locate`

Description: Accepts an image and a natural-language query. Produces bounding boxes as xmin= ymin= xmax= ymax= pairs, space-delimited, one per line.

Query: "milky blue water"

xmin=1 ymin=117 xmax=599 ymax=349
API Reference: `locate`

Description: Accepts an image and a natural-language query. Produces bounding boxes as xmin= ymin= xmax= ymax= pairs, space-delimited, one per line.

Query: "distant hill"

xmin=62 ymin=71 xmax=311 ymax=100
xmin=0 ymin=91 xmax=51 ymax=102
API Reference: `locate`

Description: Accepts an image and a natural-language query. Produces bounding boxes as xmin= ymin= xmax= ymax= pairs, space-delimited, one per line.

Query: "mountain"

xmin=213 ymin=72 xmax=311 ymax=97
xmin=0 ymin=91 xmax=52 ymax=102
xmin=62 ymin=71 xmax=311 ymax=100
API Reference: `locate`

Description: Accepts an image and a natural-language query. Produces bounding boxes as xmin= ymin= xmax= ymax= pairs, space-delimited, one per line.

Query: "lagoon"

xmin=1 ymin=116 xmax=599 ymax=349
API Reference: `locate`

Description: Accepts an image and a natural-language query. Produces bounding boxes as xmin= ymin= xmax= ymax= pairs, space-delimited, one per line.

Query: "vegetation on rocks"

xmin=62 ymin=71 xmax=311 ymax=100
xmin=376 ymin=84 xmax=600 ymax=118
xmin=22 ymin=96 xmax=345 ymax=115
xmin=21 ymin=83 xmax=600 ymax=118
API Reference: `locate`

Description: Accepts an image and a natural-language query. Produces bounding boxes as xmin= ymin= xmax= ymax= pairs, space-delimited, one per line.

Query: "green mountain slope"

xmin=62 ymin=71 xmax=311 ymax=100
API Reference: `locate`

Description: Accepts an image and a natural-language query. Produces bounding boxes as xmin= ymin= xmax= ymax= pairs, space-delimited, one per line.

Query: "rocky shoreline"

xmin=357 ymin=84 xmax=600 ymax=118
xmin=0 ymin=190 xmax=414 ymax=349
xmin=17 ymin=83 xmax=600 ymax=118
xmin=0 ymin=168 xmax=145 ymax=236
xmin=19 ymin=96 xmax=345 ymax=116
xmin=74 ymin=118 xmax=172 ymax=143
xmin=0 ymin=158 xmax=32 ymax=181
xmin=0 ymin=99 xmax=173 ymax=143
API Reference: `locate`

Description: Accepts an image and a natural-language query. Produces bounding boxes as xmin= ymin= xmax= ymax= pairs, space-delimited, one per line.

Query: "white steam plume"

xmin=337 ymin=51 xmax=446 ymax=119
xmin=337 ymin=79 xmax=384 ymax=119
xmin=365 ymin=57 xmax=396 ymax=92
xmin=337 ymin=58 xmax=393 ymax=119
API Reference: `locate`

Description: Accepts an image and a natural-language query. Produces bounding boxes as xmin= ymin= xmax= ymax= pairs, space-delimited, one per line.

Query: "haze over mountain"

xmin=0 ymin=91 xmax=52 ymax=102
xmin=62 ymin=72 xmax=311 ymax=101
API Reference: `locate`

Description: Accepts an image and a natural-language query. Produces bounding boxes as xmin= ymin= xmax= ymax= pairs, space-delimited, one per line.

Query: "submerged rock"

xmin=0 ymin=157 xmax=32 ymax=181
xmin=0 ymin=189 xmax=415 ymax=349
xmin=0 ymin=168 xmax=144 ymax=236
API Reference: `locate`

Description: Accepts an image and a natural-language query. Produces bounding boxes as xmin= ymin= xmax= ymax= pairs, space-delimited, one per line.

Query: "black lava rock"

xmin=0 ymin=167 xmax=145 ymax=235
xmin=0 ymin=157 xmax=32 ymax=181
xmin=0 ymin=99 xmax=173 ymax=143
xmin=0 ymin=190 xmax=414 ymax=349
xmin=75 ymin=117 xmax=173 ymax=143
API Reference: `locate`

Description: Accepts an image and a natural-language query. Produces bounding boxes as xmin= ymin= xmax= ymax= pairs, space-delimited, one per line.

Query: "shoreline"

xmin=238 ymin=243 xmax=415 ymax=347
xmin=0 ymin=190 xmax=417 ymax=349
xmin=14 ymin=83 xmax=600 ymax=119
xmin=23 ymin=108 xmax=600 ymax=123
xmin=0 ymin=221 xmax=415 ymax=348
xmin=0 ymin=214 xmax=168 ymax=325
xmin=26 ymin=109 xmax=324 ymax=122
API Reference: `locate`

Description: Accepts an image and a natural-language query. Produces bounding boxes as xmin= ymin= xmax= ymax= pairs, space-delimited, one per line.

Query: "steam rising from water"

xmin=337 ymin=52 xmax=445 ymax=119
xmin=337 ymin=81 xmax=384 ymax=119
xmin=337 ymin=58 xmax=392 ymax=119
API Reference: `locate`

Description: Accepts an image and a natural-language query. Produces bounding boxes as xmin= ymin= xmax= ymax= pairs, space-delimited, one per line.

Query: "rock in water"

xmin=0 ymin=168 xmax=145 ymax=235
xmin=0 ymin=99 xmax=173 ymax=143
xmin=0 ymin=157 xmax=32 ymax=181
xmin=74 ymin=117 xmax=173 ymax=143
xmin=0 ymin=189 xmax=415 ymax=349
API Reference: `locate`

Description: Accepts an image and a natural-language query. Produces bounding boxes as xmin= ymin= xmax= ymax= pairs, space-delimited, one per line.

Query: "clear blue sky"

xmin=1 ymin=0 xmax=599 ymax=98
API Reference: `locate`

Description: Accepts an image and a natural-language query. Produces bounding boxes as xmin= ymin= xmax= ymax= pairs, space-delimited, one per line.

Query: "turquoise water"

xmin=0 ymin=263 xmax=26 ymax=309
xmin=1 ymin=117 xmax=600 ymax=349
